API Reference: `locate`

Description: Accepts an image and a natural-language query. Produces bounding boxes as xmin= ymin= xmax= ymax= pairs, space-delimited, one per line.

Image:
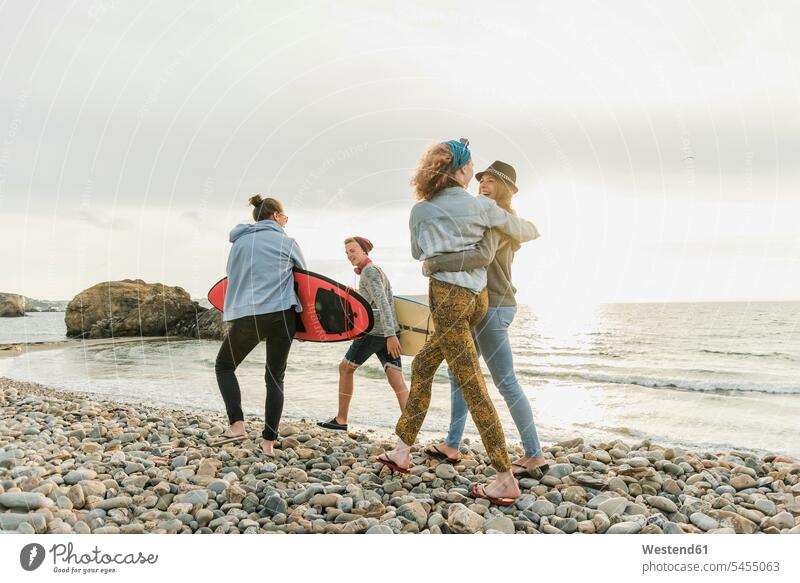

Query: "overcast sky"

xmin=1 ymin=1 xmax=799 ymax=305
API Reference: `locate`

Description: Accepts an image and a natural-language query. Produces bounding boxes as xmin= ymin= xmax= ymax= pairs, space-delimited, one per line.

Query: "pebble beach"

xmin=1 ymin=376 xmax=798 ymax=535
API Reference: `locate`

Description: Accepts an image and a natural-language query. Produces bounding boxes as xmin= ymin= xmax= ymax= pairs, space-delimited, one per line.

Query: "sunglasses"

xmin=459 ymin=137 xmax=469 ymax=147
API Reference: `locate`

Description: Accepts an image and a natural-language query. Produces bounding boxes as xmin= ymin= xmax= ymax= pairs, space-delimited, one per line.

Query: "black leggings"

xmin=214 ymin=309 xmax=296 ymax=440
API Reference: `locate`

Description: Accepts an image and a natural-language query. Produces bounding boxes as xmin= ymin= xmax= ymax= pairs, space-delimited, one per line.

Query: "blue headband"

xmin=443 ymin=139 xmax=471 ymax=171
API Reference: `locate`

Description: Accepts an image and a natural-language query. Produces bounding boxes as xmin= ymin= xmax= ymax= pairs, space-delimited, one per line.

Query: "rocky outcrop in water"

xmin=22 ymin=297 xmax=69 ymax=312
xmin=0 ymin=294 xmax=25 ymax=317
xmin=171 ymin=307 xmax=228 ymax=340
xmin=64 ymin=280 xmax=200 ymax=339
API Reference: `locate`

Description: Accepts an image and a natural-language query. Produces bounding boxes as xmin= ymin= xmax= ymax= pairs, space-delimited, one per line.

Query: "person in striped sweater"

xmin=317 ymin=236 xmax=409 ymax=431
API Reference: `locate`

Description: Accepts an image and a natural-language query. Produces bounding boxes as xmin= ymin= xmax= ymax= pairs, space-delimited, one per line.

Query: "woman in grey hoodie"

xmin=215 ymin=195 xmax=306 ymax=457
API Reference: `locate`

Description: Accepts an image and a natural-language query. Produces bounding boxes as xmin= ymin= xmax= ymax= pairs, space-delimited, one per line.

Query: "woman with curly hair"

xmin=377 ymin=139 xmax=540 ymax=505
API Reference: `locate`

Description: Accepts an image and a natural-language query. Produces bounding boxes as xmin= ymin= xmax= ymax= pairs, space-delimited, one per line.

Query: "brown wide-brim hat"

xmin=475 ymin=160 xmax=519 ymax=194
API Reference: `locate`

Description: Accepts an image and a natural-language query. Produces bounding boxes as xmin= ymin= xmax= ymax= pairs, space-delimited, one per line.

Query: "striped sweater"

xmin=358 ymin=263 xmax=399 ymax=337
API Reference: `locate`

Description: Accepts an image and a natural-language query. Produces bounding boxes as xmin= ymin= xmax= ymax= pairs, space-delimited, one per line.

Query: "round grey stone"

xmin=598 ymin=497 xmax=628 ymax=517
xmin=689 ymin=512 xmax=720 ymax=531
xmin=261 ymin=495 xmax=287 ymax=517
xmin=483 ymin=516 xmax=515 ymax=534
xmin=545 ymin=463 xmax=574 ymax=479
xmin=606 ymin=521 xmax=642 ymax=534
xmin=177 ymin=490 xmax=209 ymax=506
xmin=64 ymin=469 xmax=97 ymax=485
xmin=646 ymin=496 xmax=678 ymax=514
xmin=530 ymin=500 xmax=556 ymax=517
xmin=435 ymin=464 xmax=457 ymax=480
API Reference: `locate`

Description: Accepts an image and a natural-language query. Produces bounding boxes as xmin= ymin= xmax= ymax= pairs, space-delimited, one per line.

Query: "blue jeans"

xmin=445 ymin=306 xmax=543 ymax=457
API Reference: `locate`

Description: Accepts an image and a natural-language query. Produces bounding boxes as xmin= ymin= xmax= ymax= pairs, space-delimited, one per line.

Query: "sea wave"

xmin=699 ymin=349 xmax=795 ymax=360
xmin=516 ymin=367 xmax=800 ymax=395
xmin=516 ymin=347 xmax=636 ymax=359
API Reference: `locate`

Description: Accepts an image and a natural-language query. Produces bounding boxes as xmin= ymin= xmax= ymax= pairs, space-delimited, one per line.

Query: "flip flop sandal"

xmin=424 ymin=444 xmax=461 ymax=464
xmin=512 ymin=462 xmax=550 ymax=478
xmin=376 ymin=453 xmax=411 ymax=474
xmin=471 ymin=483 xmax=518 ymax=507
xmin=511 ymin=462 xmax=529 ymax=477
xmin=208 ymin=435 xmax=246 ymax=447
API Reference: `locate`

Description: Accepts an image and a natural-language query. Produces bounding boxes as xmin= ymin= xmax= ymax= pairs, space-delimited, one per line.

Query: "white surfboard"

xmin=394 ymin=296 xmax=434 ymax=357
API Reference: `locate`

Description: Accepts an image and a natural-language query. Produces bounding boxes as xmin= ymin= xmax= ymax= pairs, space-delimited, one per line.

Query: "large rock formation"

xmin=0 ymin=293 xmax=26 ymax=317
xmin=65 ymin=279 xmax=202 ymax=339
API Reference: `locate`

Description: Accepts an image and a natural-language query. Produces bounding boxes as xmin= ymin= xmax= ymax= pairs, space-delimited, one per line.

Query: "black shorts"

xmin=343 ymin=334 xmax=402 ymax=370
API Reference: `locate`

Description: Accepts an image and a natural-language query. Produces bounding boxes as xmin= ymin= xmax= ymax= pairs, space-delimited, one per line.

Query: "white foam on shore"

xmin=517 ymin=366 xmax=800 ymax=394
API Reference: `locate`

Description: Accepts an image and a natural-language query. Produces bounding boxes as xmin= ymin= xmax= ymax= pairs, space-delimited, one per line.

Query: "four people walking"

xmin=215 ymin=139 xmax=542 ymax=503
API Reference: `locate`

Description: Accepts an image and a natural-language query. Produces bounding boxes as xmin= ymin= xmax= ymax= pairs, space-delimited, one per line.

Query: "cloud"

xmin=0 ymin=1 xmax=797 ymax=212
xmin=181 ymin=209 xmax=203 ymax=226
xmin=78 ymin=205 xmax=133 ymax=231
xmin=1 ymin=1 xmax=799 ymax=300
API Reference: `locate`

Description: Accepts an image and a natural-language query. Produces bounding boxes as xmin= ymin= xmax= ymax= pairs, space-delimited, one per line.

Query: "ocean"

xmin=1 ymin=303 xmax=799 ymax=457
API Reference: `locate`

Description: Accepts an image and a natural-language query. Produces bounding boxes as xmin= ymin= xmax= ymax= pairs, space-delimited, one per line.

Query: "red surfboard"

xmin=207 ymin=269 xmax=374 ymax=342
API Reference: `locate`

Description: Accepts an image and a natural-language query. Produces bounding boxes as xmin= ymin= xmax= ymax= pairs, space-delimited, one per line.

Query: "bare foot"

xmin=222 ymin=420 xmax=246 ymax=439
xmin=260 ymin=439 xmax=276 ymax=456
xmin=381 ymin=445 xmax=411 ymax=470
xmin=482 ymin=471 xmax=521 ymax=500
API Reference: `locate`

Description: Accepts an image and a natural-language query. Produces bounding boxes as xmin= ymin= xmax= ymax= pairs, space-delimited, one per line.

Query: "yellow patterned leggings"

xmin=395 ymin=278 xmax=511 ymax=472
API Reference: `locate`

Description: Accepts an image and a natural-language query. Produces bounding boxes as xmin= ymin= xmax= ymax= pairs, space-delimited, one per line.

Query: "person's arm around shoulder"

xmin=480 ymin=197 xmax=540 ymax=243
xmin=425 ymin=229 xmax=499 ymax=275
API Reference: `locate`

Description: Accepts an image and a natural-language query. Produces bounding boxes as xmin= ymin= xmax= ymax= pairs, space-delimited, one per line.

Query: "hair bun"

xmin=248 ymin=194 xmax=264 ymax=207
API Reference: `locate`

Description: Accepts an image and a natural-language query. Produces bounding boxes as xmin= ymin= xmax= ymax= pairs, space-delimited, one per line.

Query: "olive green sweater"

xmin=425 ymin=229 xmax=526 ymax=307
